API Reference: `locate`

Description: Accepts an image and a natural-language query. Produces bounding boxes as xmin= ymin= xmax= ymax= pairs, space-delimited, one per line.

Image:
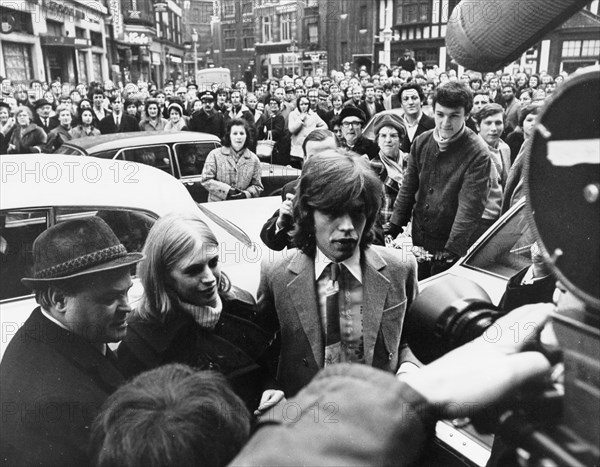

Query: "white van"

xmin=196 ymin=67 xmax=232 ymax=91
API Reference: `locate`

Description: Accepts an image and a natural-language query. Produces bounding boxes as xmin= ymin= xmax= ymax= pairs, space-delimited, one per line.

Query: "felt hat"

xmin=21 ymin=217 xmax=143 ymax=289
xmin=339 ymin=106 xmax=366 ymax=123
xmin=374 ymin=114 xmax=407 ymax=137
xmin=34 ymin=98 xmax=52 ymax=109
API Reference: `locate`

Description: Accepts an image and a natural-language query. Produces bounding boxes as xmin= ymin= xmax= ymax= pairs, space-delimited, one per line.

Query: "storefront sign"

xmin=170 ymin=56 xmax=182 ymax=64
xmin=127 ymin=32 xmax=151 ymax=45
xmin=40 ymin=35 xmax=91 ymax=49
xmin=109 ymin=0 xmax=123 ymax=37
xmin=154 ymin=2 xmax=168 ymax=12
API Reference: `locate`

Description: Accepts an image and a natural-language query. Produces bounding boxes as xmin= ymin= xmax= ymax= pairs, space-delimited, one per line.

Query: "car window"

xmin=174 ymin=142 xmax=219 ymax=177
xmin=0 ymin=208 xmax=156 ymax=301
xmin=0 ymin=210 xmax=48 ymax=300
xmin=54 ymin=145 xmax=85 ymax=156
xmin=118 ymin=145 xmax=173 ymax=175
xmin=463 ymin=204 xmax=535 ymax=280
xmin=90 ymin=149 xmax=119 ymax=160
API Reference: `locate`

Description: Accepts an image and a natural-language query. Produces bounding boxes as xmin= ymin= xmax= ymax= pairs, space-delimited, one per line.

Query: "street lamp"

xmin=191 ymin=29 xmax=198 ymax=83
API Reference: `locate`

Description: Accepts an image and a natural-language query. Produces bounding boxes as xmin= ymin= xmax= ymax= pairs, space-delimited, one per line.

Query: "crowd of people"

xmin=0 ymin=60 xmax=575 ymax=467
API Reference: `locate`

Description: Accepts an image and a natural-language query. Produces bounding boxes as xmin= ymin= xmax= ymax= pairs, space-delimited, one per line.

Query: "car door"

xmin=115 ymin=144 xmax=174 ymax=176
xmin=173 ymin=141 xmax=220 ymax=203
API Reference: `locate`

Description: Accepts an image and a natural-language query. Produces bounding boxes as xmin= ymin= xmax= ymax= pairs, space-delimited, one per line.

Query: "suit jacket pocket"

xmin=373 ymin=300 xmax=407 ymax=370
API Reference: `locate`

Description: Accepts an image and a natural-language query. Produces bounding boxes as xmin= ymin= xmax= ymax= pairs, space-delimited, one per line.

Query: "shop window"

xmin=2 ymin=42 xmax=34 ymax=82
xmin=0 ymin=6 xmax=33 ymax=34
xmin=92 ymin=53 xmax=102 ymax=81
xmin=78 ymin=51 xmax=88 ymax=84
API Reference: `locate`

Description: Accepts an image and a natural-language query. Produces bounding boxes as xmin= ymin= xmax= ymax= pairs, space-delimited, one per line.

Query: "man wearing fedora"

xmin=338 ymin=107 xmax=379 ymax=159
xmin=0 ymin=217 xmax=143 ymax=466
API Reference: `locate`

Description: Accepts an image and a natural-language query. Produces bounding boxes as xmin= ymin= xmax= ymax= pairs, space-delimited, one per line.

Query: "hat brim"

xmin=21 ymin=252 xmax=144 ymax=289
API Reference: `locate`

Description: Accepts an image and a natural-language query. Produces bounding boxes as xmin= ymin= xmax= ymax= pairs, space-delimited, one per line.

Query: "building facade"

xmin=1 ymin=0 xmax=110 ymax=84
xmin=181 ymin=0 xmax=215 ymax=81
xmin=372 ymin=0 xmax=599 ymax=76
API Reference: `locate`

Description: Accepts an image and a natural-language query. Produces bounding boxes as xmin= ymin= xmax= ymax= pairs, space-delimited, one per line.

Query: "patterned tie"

xmin=324 ymin=262 xmax=341 ymax=366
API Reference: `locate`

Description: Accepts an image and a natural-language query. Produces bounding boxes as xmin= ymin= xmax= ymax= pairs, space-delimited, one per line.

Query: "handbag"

xmin=256 ymin=130 xmax=276 ymax=162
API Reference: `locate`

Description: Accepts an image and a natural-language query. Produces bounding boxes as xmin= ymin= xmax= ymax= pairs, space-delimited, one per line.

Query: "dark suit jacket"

xmin=99 ymin=113 xmax=140 ymax=134
xmin=406 ymin=113 xmax=435 ymax=150
xmin=33 ymin=115 xmax=59 ymax=134
xmin=0 ymin=308 xmax=125 ymax=466
xmin=498 ymin=267 xmax=555 ymax=312
xmin=257 ymin=246 xmax=418 ymax=396
xmin=358 ymin=100 xmax=385 ymax=121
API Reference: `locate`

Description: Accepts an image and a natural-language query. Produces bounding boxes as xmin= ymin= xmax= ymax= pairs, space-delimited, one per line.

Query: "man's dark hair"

xmin=90 ymin=87 xmax=105 ymax=98
xmin=398 ymin=82 xmax=425 ymax=102
xmin=501 ymin=83 xmax=517 ymax=94
xmin=474 ymin=102 xmax=504 ymax=125
xmin=292 ymin=150 xmax=382 ymax=256
xmin=301 ymin=129 xmax=336 ymax=157
xmin=432 ymin=81 xmax=473 ymax=115
xmin=89 ymin=364 xmax=250 ymax=467
xmin=222 ymin=118 xmax=253 ymax=150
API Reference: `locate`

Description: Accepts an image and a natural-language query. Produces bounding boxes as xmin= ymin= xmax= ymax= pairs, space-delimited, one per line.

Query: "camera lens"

xmin=405 ymin=276 xmax=503 ymax=364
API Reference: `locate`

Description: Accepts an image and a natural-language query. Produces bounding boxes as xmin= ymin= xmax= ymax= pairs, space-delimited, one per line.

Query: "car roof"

xmin=0 ymin=153 xmax=198 ymax=215
xmin=65 ymin=131 xmax=221 ymax=154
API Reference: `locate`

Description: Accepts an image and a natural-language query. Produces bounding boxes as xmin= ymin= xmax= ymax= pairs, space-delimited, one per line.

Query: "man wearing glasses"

xmin=338 ymin=107 xmax=379 ymax=159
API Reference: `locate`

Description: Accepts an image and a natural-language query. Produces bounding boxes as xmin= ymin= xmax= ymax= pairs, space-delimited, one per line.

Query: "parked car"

xmin=55 ymin=131 xmax=301 ymax=203
xmin=0 ymin=154 xmax=280 ymax=360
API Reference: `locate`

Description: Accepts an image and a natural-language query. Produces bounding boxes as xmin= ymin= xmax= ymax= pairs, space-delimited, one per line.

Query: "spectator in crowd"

xmin=201 ymin=118 xmax=263 ymax=201
xmin=188 ymin=91 xmax=225 ymax=139
xmin=503 ymin=104 xmax=543 ymax=212
xmin=505 ymin=102 xmax=542 ymax=163
xmin=358 ymin=83 xmax=384 ymax=121
xmin=399 ymin=82 xmax=435 ymax=151
xmin=214 ymin=87 xmax=229 ymax=114
xmin=117 ymin=214 xmax=283 ymax=412
xmin=260 ymin=129 xmax=338 ymax=251
xmin=246 ymin=92 xmax=267 ymax=130
xmin=338 ymin=107 xmax=379 ymax=159
xmin=0 ymin=101 xmax=15 ymax=154
xmin=259 ymin=95 xmax=288 ymax=164
xmin=7 ymin=105 xmax=47 ymax=153
xmin=45 ymin=104 xmax=73 ymax=152
xmin=502 ymin=83 xmax=520 ymax=134
xmin=397 ymin=49 xmax=416 ymax=72
xmin=370 ymin=116 xmax=409 ymax=226
xmin=323 ymin=92 xmax=344 ymax=127
xmin=528 ymin=73 xmax=540 ymax=90
xmin=70 ymin=107 xmax=101 ymax=139
xmin=164 ymin=102 xmax=188 ymax=131
xmin=124 ymin=98 xmax=141 ymax=122
xmin=99 ymin=95 xmax=139 ymax=134
xmin=258 ymin=151 xmax=418 ymax=398
xmin=472 ymin=103 xmax=511 ymax=240
xmin=386 ymin=81 xmax=491 ymax=279
xmin=90 ymin=87 xmax=111 ymax=127
xmin=139 ymin=98 xmax=169 ymax=131
xmin=487 ymin=75 xmax=503 ymax=105
xmin=288 ymin=95 xmax=328 ymax=168
xmin=467 ymin=90 xmax=491 ymax=132
xmin=343 ymin=85 xmax=364 ymax=108
xmin=0 ymin=217 xmax=141 ymax=466
xmin=90 ymin=364 xmax=251 ymax=467
xmin=33 ymin=98 xmax=58 ymax=135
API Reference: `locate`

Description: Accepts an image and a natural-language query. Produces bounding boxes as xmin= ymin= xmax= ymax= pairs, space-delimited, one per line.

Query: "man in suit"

xmin=398 ymin=82 xmax=435 ymax=152
xmin=0 ymin=217 xmax=143 ymax=466
xmin=358 ymin=83 xmax=385 ymax=121
xmin=33 ymin=98 xmax=59 ymax=135
xmin=99 ymin=95 xmax=140 ymax=134
xmin=257 ymin=151 xmax=418 ymax=397
xmin=188 ymin=91 xmax=226 ymax=139
xmin=338 ymin=107 xmax=379 ymax=159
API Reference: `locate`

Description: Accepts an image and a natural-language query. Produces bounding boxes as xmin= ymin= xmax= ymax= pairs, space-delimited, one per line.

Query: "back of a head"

xmin=89 ymin=364 xmax=250 ymax=467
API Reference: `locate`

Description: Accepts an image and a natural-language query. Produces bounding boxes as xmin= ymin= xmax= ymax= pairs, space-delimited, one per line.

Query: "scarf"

xmin=378 ymin=149 xmax=405 ymax=185
xmin=432 ymin=123 xmax=465 ymax=152
xmin=174 ymin=293 xmax=223 ymax=329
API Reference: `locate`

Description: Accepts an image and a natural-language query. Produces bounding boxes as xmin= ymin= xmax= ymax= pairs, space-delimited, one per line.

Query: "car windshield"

xmin=55 ymin=145 xmax=85 ymax=156
xmin=463 ymin=203 xmax=535 ymax=280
